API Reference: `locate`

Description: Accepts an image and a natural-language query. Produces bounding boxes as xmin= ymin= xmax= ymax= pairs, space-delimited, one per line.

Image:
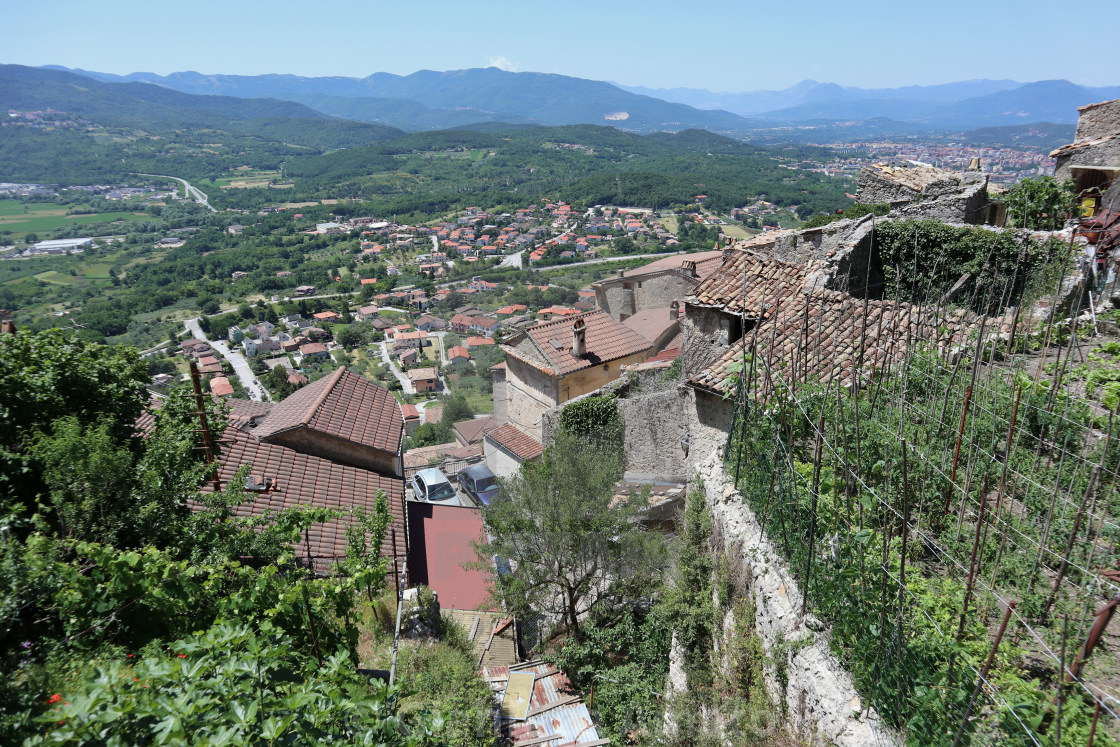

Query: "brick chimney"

xmin=572 ymin=319 xmax=587 ymax=358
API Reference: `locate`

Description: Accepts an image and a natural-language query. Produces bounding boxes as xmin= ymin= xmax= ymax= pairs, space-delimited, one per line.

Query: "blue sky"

xmin=5 ymin=0 xmax=1117 ymax=91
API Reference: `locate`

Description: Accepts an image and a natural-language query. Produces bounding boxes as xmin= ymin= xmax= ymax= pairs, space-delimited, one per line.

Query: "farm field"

xmin=0 ymin=199 xmax=147 ymax=239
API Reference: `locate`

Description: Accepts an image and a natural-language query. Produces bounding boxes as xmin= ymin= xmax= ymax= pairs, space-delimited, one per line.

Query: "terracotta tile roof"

xmin=453 ymin=415 xmax=496 ymax=445
xmin=486 ymin=424 xmax=543 ymax=461
xmin=623 ymin=249 xmax=723 ymax=280
xmin=228 ymin=398 xmax=273 ymax=427
xmin=298 ymin=342 xmax=327 ymax=355
xmin=210 ymin=376 xmax=234 ymax=396
xmin=506 ymin=310 xmax=651 ymax=377
xmin=407 ymin=503 xmax=493 ymax=611
xmin=689 ymin=287 xmax=1001 ymax=397
xmin=400 ymin=403 xmax=420 ymax=421
xmin=465 ymin=336 xmax=495 ymax=348
xmin=407 ymin=367 xmax=438 ymax=382
xmin=424 ymin=405 xmax=443 ymax=424
xmin=252 ymin=367 xmax=403 ymax=455
xmin=446 ymin=442 xmax=483 ymax=460
xmin=622 ymin=307 xmax=678 ymax=344
xmin=690 ymin=249 xmax=810 ymax=318
xmin=199 ymin=428 xmax=406 ymax=565
xmin=447 ymin=345 xmax=471 ymax=360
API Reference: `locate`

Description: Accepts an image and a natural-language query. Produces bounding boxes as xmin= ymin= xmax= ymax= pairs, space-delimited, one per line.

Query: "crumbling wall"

xmin=541 ymin=377 xmax=733 ymax=479
xmin=680 ymin=304 xmax=741 ymax=384
xmin=890 ymin=174 xmax=990 ymax=225
xmin=1054 ymin=137 xmax=1120 ymax=182
xmin=696 ymin=451 xmax=898 ymax=746
xmin=1074 ymin=99 xmax=1120 ymax=142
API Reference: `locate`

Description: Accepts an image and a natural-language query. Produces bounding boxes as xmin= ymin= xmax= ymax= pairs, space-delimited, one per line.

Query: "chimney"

xmin=681 ymin=260 xmax=697 ymax=278
xmin=572 ymin=319 xmax=587 ymax=358
xmin=616 ymin=269 xmax=625 ymax=278
xmin=670 ymin=300 xmax=680 ymax=321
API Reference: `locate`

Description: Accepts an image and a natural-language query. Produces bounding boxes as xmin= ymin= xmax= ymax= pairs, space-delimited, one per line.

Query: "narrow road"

xmin=432 ymin=330 xmax=448 ymax=364
xmin=136 ymin=173 xmax=216 ymax=213
xmin=185 ymin=317 xmax=267 ymax=401
xmin=498 ymin=249 xmax=524 ymax=269
xmin=378 ymin=341 xmax=413 ymax=394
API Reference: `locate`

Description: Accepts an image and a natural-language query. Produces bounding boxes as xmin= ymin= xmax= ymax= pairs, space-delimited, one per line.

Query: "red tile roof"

xmin=252 ymin=367 xmax=403 ymax=455
xmin=200 ymin=428 xmax=406 ymax=565
xmin=465 ymin=336 xmax=495 ymax=348
xmin=210 ymin=376 xmax=234 ymax=396
xmin=486 ymin=424 xmax=543 ymax=461
xmin=507 ymin=310 xmax=651 ymax=377
xmin=406 ymin=503 xmax=493 ymax=611
xmin=400 ymin=403 xmax=420 ymax=421
xmin=407 ymin=367 xmax=439 ymax=382
xmin=298 ymin=342 xmax=327 ymax=355
xmin=447 ymin=345 xmax=471 ymax=360
xmin=453 ymin=415 xmax=495 ymax=445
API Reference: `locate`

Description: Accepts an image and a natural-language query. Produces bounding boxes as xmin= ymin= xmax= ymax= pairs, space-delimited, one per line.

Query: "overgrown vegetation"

xmin=724 ymin=344 xmax=1119 ymax=745
xmin=0 ymin=330 xmax=444 ymax=744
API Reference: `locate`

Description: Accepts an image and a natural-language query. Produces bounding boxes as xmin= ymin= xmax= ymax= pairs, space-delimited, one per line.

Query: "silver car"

xmin=409 ymin=467 xmax=461 ymax=506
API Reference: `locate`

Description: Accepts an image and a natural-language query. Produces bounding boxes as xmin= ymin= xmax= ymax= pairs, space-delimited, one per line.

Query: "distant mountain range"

xmin=42 ymin=66 xmax=758 ymax=134
xmin=619 ymin=78 xmax=1120 ymax=129
xmin=20 ymin=64 xmax=1120 ymax=137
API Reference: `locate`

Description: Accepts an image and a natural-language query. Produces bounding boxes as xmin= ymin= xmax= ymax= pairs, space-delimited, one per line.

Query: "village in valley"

xmin=4 ymin=41 xmax=1120 ymax=744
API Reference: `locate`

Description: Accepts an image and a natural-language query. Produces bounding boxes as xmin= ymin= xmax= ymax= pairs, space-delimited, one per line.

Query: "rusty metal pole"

xmin=952 ymin=600 xmax=1016 ymax=747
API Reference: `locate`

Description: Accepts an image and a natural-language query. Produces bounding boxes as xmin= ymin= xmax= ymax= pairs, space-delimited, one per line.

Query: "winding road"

xmin=136 ymin=173 xmax=216 ymax=213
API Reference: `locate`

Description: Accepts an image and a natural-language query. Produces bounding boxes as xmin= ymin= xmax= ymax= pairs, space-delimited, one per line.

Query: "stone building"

xmin=1051 ymin=99 xmax=1120 ymax=212
xmin=856 ymin=163 xmax=990 ymax=224
xmin=497 ymin=310 xmax=652 ymax=442
xmin=592 ymin=250 xmax=722 ymax=321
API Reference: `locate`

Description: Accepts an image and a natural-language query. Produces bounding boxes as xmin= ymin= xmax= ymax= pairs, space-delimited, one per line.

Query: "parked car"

xmin=409 ymin=467 xmax=461 ymax=506
xmin=458 ymin=463 xmax=499 ymax=506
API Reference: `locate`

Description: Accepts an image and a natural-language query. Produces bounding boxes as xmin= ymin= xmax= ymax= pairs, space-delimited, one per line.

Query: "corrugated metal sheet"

xmin=484 ymin=662 xmax=603 ymax=745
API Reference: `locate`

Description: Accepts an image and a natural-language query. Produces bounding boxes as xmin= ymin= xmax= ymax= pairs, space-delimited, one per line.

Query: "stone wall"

xmin=504 ymin=356 xmax=559 ymax=442
xmin=595 ymin=270 xmax=698 ymax=321
xmin=1074 ymin=99 xmax=1120 ymax=142
xmin=1054 ymin=138 xmax=1120 ymax=182
xmin=491 ymin=365 xmax=508 ymax=426
xmin=696 ymin=451 xmax=898 ymax=746
xmin=680 ymin=304 xmax=744 ymax=385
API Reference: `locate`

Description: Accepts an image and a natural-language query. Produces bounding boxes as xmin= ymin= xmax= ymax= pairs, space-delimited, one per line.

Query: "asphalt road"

xmin=185 ymin=317 xmax=267 ymax=401
xmin=136 ymin=173 xmax=216 ymax=213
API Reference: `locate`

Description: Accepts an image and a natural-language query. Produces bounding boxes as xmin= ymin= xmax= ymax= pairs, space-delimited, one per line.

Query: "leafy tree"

xmin=335 ymin=323 xmax=368 ymax=350
xmin=476 ymin=431 xmax=667 ymax=637
xmin=1005 ymin=176 xmax=1075 ymax=231
xmin=440 ymin=393 xmax=475 ymax=425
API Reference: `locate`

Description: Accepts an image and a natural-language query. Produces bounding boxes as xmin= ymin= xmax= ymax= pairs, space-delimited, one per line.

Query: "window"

xmin=719 ymin=312 xmax=744 ymax=347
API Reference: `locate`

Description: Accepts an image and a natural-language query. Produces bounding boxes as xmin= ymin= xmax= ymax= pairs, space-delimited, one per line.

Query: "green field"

xmin=0 ymin=200 xmax=147 ymax=238
xmin=34 ymin=270 xmax=83 ymax=286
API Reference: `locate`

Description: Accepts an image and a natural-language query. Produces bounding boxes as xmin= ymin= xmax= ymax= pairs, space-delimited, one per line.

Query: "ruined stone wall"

xmin=696 ymin=452 xmax=898 ymax=746
xmin=1054 ymin=138 xmax=1120 ymax=182
xmin=680 ymin=304 xmax=740 ymax=384
xmin=891 ymin=174 xmax=990 ymax=225
xmin=855 ymin=170 xmax=918 ymax=206
xmin=541 ymin=377 xmax=733 ymax=480
xmin=597 ymin=282 xmax=635 ymax=320
xmin=596 ymin=271 xmax=697 ymax=321
xmin=1074 ymin=99 xmax=1120 ymax=142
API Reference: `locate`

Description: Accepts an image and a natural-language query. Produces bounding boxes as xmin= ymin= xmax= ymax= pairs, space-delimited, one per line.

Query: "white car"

xmin=409 ymin=468 xmax=461 ymax=506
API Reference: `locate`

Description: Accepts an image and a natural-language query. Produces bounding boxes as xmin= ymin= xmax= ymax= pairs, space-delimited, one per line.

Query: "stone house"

xmin=592 ymin=250 xmax=722 ymax=322
xmin=1051 ymin=99 xmax=1120 ymax=214
xmin=497 ymin=310 xmax=652 ymax=443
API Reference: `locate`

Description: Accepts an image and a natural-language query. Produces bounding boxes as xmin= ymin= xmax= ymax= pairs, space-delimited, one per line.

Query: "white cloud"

xmin=488 ymin=56 xmax=519 ymax=72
